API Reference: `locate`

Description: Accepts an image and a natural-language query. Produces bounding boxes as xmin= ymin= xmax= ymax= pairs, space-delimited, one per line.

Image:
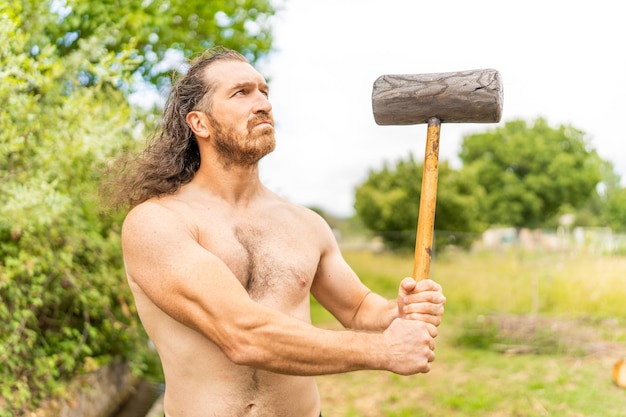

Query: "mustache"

xmin=248 ymin=113 xmax=273 ymax=129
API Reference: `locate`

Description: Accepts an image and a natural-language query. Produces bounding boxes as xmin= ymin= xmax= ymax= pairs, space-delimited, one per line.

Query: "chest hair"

xmin=233 ymin=224 xmax=310 ymax=302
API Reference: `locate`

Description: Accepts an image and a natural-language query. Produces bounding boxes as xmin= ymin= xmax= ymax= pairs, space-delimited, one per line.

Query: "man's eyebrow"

xmin=229 ymin=80 xmax=269 ymax=92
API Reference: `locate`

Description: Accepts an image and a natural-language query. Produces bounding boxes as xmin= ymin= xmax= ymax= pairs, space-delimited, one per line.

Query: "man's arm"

xmin=310 ymin=216 xmax=445 ymax=331
xmin=122 ymin=201 xmax=437 ymax=376
xmin=310 ymin=245 xmax=397 ymax=331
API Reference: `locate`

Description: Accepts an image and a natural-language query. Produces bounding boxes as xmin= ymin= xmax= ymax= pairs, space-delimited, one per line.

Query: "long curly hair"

xmin=103 ymin=46 xmax=249 ymax=210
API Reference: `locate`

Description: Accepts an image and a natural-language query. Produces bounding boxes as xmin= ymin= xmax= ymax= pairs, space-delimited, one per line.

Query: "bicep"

xmin=310 ymin=237 xmax=372 ymax=328
xmin=308 ymin=215 xmax=395 ymax=330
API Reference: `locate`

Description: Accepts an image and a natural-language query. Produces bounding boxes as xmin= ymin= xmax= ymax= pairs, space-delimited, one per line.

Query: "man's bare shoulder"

xmin=122 ymin=195 xmax=196 ymax=242
xmin=124 ymin=197 xmax=173 ymax=223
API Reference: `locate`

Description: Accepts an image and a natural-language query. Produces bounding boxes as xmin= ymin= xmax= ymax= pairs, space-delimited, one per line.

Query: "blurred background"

xmin=1 ymin=1 xmax=625 ymax=416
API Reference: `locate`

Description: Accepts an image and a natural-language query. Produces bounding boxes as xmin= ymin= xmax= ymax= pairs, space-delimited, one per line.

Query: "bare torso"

xmin=127 ymin=184 xmax=325 ymax=417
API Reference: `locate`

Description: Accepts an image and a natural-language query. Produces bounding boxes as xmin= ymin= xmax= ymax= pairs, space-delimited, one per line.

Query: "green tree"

xmin=354 ymin=155 xmax=486 ymax=252
xmin=21 ymin=0 xmax=275 ymax=87
xmin=596 ymin=160 xmax=626 ymax=232
xmin=604 ymin=188 xmax=626 ymax=232
xmin=572 ymin=159 xmax=626 ymax=230
xmin=0 ymin=1 xmax=275 ymax=414
xmin=459 ymin=118 xmax=603 ymax=228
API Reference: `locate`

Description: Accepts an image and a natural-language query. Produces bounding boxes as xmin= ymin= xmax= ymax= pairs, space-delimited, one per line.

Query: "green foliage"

xmin=459 ymin=118 xmax=603 ymax=228
xmin=0 ymin=1 xmax=274 ymax=414
xmin=353 ymin=118 xmax=624 ymax=249
xmin=604 ymin=187 xmax=626 ymax=231
xmin=34 ymin=0 xmax=276 ymax=87
xmin=0 ymin=8 xmax=144 ymax=414
xmin=354 ymin=154 xmax=486 ymax=252
xmin=594 ymin=160 xmax=626 ymax=231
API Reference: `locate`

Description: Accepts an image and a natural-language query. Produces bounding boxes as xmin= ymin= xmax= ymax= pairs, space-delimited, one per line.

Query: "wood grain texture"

xmin=413 ymin=118 xmax=440 ymax=281
xmin=372 ymin=68 xmax=503 ymax=125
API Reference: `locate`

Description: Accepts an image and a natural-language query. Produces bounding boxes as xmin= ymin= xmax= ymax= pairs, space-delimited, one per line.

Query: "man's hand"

xmin=397 ymin=278 xmax=446 ymax=326
xmin=382 ymin=318 xmax=437 ymax=375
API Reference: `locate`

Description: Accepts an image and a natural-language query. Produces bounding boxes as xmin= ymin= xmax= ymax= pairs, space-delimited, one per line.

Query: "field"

xmin=312 ymin=249 xmax=626 ymax=417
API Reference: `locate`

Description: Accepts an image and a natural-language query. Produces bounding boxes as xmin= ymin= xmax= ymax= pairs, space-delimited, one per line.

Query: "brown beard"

xmin=207 ymin=113 xmax=276 ymax=166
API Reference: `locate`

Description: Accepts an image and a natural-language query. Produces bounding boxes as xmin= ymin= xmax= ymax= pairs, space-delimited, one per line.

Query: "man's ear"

xmin=186 ymin=111 xmax=210 ymax=139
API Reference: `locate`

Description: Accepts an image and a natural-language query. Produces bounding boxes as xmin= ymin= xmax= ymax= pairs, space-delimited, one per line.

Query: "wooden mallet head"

xmin=371 ymin=69 xmax=503 ymax=280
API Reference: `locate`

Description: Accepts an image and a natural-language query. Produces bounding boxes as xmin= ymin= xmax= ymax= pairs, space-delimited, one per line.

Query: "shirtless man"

xmin=116 ymin=46 xmax=446 ymax=417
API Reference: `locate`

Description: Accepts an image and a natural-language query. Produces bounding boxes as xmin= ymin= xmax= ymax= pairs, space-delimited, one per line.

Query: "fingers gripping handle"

xmin=413 ymin=118 xmax=441 ymax=281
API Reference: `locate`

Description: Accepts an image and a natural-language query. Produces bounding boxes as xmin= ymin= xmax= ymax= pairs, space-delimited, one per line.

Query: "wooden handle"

xmin=413 ymin=118 xmax=441 ymax=281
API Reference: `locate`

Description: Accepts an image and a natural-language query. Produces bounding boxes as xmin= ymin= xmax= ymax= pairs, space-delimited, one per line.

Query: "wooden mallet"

xmin=372 ymin=69 xmax=503 ymax=281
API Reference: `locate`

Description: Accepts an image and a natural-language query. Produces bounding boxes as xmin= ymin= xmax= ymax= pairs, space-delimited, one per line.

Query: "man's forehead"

xmin=205 ymin=60 xmax=266 ymax=89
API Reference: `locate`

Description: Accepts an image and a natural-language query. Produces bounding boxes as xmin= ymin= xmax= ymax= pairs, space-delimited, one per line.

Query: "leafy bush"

xmin=1 ymin=1 xmax=276 ymax=413
xmin=0 ymin=10 xmax=147 ymax=415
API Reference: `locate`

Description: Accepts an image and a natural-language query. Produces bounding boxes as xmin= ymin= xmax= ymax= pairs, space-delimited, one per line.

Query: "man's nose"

xmin=253 ymin=90 xmax=272 ymax=113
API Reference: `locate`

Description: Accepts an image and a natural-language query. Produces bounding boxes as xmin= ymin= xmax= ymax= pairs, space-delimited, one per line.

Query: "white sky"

xmin=257 ymin=0 xmax=625 ymax=217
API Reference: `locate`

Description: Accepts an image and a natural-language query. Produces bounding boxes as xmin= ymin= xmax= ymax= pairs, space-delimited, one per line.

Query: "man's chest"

xmin=197 ymin=219 xmax=321 ymax=304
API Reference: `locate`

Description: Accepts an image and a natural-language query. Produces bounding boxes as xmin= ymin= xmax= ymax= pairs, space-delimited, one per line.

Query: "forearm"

xmin=212 ymin=304 xmax=434 ymax=377
xmin=214 ymin=307 xmax=388 ymax=375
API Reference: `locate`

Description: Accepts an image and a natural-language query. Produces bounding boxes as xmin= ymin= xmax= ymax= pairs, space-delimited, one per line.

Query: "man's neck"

xmin=191 ymin=161 xmax=265 ymax=207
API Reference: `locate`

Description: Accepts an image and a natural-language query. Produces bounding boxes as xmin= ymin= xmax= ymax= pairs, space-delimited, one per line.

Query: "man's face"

xmin=203 ymin=60 xmax=275 ymax=166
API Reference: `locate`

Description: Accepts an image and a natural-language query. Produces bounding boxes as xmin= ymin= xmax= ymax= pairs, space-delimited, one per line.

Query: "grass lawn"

xmin=312 ymin=249 xmax=626 ymax=417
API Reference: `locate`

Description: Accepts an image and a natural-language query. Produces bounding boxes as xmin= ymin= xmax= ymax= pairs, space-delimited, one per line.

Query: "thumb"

xmin=398 ymin=277 xmax=417 ymax=297
xmin=397 ymin=277 xmax=417 ymax=318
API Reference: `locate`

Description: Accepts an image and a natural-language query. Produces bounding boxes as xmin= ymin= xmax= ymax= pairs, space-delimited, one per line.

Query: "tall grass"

xmin=338 ymin=249 xmax=626 ymax=318
xmin=312 ymin=249 xmax=626 ymax=417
